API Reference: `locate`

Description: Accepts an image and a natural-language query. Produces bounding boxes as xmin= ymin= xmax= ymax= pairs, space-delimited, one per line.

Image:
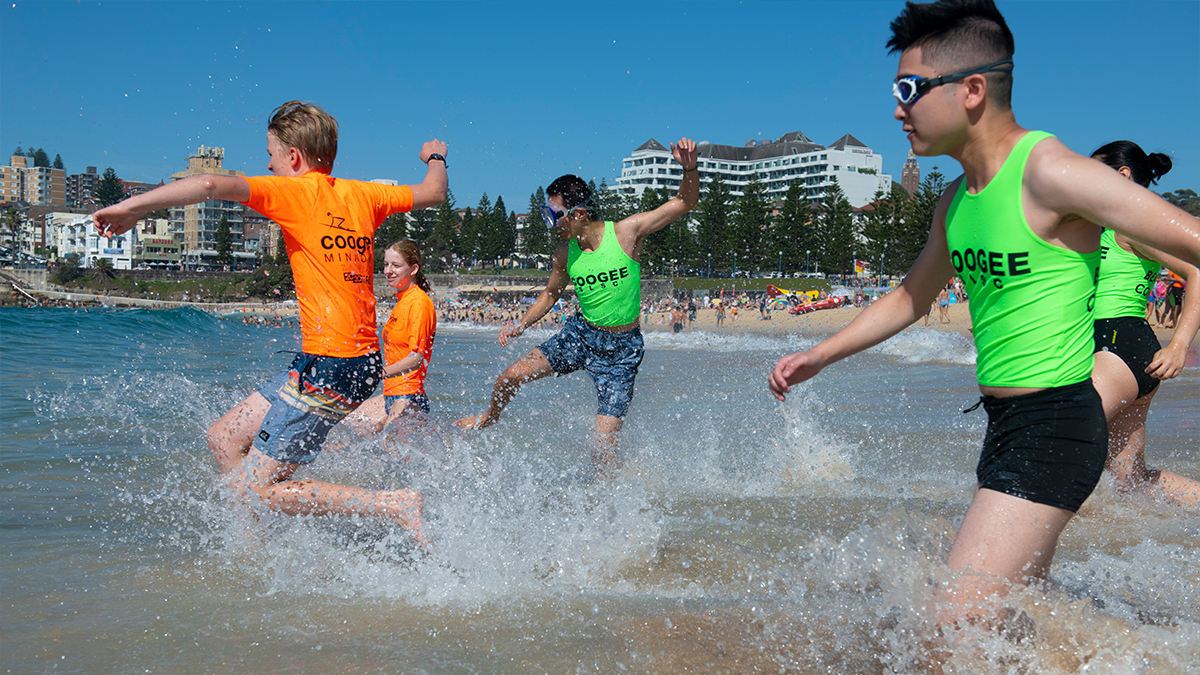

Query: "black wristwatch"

xmin=426 ymin=153 xmax=447 ymax=168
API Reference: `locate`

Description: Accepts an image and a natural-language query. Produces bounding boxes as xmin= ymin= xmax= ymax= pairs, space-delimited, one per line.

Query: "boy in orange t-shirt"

xmin=93 ymin=101 xmax=448 ymax=545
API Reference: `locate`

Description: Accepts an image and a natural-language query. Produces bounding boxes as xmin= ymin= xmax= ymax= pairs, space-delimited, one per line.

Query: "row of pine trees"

xmin=360 ymin=171 xmax=951 ymax=281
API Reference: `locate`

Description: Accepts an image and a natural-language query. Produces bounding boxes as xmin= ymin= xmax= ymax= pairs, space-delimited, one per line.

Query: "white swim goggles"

xmin=892 ymin=57 xmax=1013 ymax=105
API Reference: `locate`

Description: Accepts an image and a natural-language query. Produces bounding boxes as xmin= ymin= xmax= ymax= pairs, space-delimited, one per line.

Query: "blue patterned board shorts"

xmin=254 ymin=351 xmax=382 ymax=464
xmin=536 ymin=316 xmax=645 ymax=419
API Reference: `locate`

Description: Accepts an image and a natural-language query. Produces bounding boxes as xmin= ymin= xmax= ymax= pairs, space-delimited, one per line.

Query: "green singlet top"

xmin=945 ymin=130 xmax=1100 ymax=388
xmin=567 ymin=221 xmax=641 ymax=326
xmin=1094 ymin=228 xmax=1161 ymax=320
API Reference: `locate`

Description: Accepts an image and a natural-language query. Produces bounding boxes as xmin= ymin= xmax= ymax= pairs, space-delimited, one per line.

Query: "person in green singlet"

xmin=767 ymin=0 xmax=1200 ymax=652
xmin=454 ymin=138 xmax=699 ymax=480
xmin=1089 ymin=141 xmax=1200 ymax=507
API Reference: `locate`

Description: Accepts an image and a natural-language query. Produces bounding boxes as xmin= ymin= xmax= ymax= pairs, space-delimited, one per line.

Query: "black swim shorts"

xmin=976 ymin=379 xmax=1107 ymax=512
xmin=1094 ymin=316 xmax=1162 ymax=399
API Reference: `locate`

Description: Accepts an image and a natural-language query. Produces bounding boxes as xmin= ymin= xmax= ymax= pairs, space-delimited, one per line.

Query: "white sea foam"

xmin=10 ymin=309 xmax=1198 ymax=674
xmin=869 ymin=326 xmax=978 ymax=364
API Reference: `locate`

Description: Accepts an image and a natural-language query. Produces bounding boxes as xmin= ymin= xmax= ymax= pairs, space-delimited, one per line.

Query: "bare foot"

xmin=452 ymin=412 xmax=497 ymax=430
xmin=380 ymin=488 xmax=429 ymax=549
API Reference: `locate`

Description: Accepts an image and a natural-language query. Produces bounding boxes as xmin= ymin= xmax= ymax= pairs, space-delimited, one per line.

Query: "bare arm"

xmin=616 ymin=138 xmax=700 ymax=244
xmin=384 ymin=350 xmax=425 ymax=378
xmin=409 ymin=140 xmax=449 ymax=210
xmin=1024 ymin=143 xmax=1200 ymax=379
xmin=1122 ymin=234 xmax=1200 ymax=379
xmin=1028 ymin=142 xmax=1200 ymax=270
xmin=768 ymin=186 xmax=957 ymax=401
xmin=93 ymin=174 xmax=251 ymax=237
xmin=498 ymin=243 xmax=569 ymax=346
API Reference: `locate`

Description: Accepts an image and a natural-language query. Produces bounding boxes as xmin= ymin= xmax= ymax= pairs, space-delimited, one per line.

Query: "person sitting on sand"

xmin=453 ymin=140 xmax=699 ymax=480
xmin=92 ymin=100 xmax=447 ymax=546
xmin=768 ymin=0 xmax=1200 ymax=655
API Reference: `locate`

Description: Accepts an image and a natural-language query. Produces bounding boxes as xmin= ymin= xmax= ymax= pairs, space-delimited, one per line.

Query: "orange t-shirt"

xmin=243 ymin=172 xmax=414 ymax=357
xmin=382 ymin=284 xmax=436 ymax=396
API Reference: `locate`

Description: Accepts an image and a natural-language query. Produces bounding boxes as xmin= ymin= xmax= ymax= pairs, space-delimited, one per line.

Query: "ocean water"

xmin=2 ymin=306 xmax=1197 ymax=674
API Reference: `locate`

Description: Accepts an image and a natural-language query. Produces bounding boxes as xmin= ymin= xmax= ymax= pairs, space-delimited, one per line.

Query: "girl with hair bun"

xmin=343 ymin=239 xmax=438 ymax=435
xmin=1090 ymin=140 xmax=1200 ymax=505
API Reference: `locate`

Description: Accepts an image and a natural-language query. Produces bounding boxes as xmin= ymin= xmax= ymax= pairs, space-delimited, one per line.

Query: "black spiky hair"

xmin=887 ymin=0 xmax=1014 ymax=60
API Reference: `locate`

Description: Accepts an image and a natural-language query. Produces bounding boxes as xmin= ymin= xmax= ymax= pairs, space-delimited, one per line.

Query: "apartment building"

xmin=133 ymin=218 xmax=180 ymax=268
xmin=1 ymin=155 xmax=66 ymax=207
xmin=47 ymin=213 xmax=132 ymax=269
xmin=0 ymin=158 xmax=26 ymax=206
xmin=66 ymin=167 xmax=101 ymax=207
xmin=169 ymin=146 xmax=245 ymax=261
xmin=122 ymin=178 xmax=162 ymax=200
xmin=613 ymin=131 xmax=893 ymax=208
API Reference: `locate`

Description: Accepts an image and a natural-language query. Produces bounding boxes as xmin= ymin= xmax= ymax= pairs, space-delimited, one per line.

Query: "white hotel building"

xmin=612 ymin=131 xmax=892 ymax=208
xmin=47 ymin=213 xmax=133 ymax=270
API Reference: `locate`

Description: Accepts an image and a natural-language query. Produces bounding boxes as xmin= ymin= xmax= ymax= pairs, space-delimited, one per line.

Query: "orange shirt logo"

xmin=244 ymin=172 xmax=414 ymax=358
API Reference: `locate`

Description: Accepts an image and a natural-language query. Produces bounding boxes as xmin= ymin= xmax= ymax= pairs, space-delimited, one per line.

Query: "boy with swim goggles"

xmin=893 ymin=57 xmax=1013 ymax=104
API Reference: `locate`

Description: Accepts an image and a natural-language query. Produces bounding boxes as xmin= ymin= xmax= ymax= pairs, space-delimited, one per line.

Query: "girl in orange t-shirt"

xmin=343 ymin=240 xmax=437 ymax=435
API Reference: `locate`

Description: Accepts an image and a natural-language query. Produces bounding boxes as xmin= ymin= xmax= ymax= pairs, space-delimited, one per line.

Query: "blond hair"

xmin=268 ymin=100 xmax=338 ymax=173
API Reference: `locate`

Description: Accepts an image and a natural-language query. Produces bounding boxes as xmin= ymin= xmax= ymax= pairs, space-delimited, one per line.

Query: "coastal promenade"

xmin=24 ymin=288 xmax=293 ymax=313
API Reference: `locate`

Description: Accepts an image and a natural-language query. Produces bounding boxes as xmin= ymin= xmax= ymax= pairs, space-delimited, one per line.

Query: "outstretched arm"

xmin=769 ymin=186 xmax=956 ymax=401
xmin=1029 ymin=142 xmax=1200 ymax=271
xmin=617 ymin=138 xmax=700 ymax=241
xmin=93 ymin=175 xmax=251 ymax=237
xmin=409 ymin=140 xmax=449 ymax=209
xmin=498 ymin=243 xmax=569 ymax=346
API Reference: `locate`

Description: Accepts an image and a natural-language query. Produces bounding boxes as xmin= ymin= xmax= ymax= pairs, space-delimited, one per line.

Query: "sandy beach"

xmin=639 ymin=302 xmax=1194 ymax=347
xmin=21 ymin=284 xmax=1192 ymax=347
xmin=642 ymin=302 xmax=971 ymax=338
xmin=648 ymin=303 xmax=941 ymax=337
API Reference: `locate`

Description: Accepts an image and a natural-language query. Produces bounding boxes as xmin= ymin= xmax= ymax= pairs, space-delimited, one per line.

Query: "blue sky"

xmin=3 ymin=1 xmax=1197 ymax=211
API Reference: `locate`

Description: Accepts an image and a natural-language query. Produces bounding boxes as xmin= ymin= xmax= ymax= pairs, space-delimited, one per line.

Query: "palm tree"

xmin=2 ymin=208 xmax=22 ymax=247
xmin=93 ymin=257 xmax=115 ymax=279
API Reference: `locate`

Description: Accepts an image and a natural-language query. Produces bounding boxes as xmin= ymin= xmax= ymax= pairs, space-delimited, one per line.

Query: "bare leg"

xmin=592 ymin=414 xmax=624 ymax=481
xmin=937 ymin=488 xmax=1074 ymax=628
xmin=453 ymin=348 xmax=555 ymax=429
xmin=236 ymin=448 xmax=427 ymax=547
xmin=339 ymin=396 xmax=390 ymax=438
xmin=1093 ymin=351 xmax=1200 ymax=505
xmin=922 ymin=487 xmax=1074 ymax=670
xmin=1106 ymin=388 xmax=1200 ymax=507
xmin=1165 ymin=300 xmax=1181 ymax=329
xmin=207 ymin=392 xmax=272 ymax=474
xmin=1092 ymin=350 xmax=1140 ymax=420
